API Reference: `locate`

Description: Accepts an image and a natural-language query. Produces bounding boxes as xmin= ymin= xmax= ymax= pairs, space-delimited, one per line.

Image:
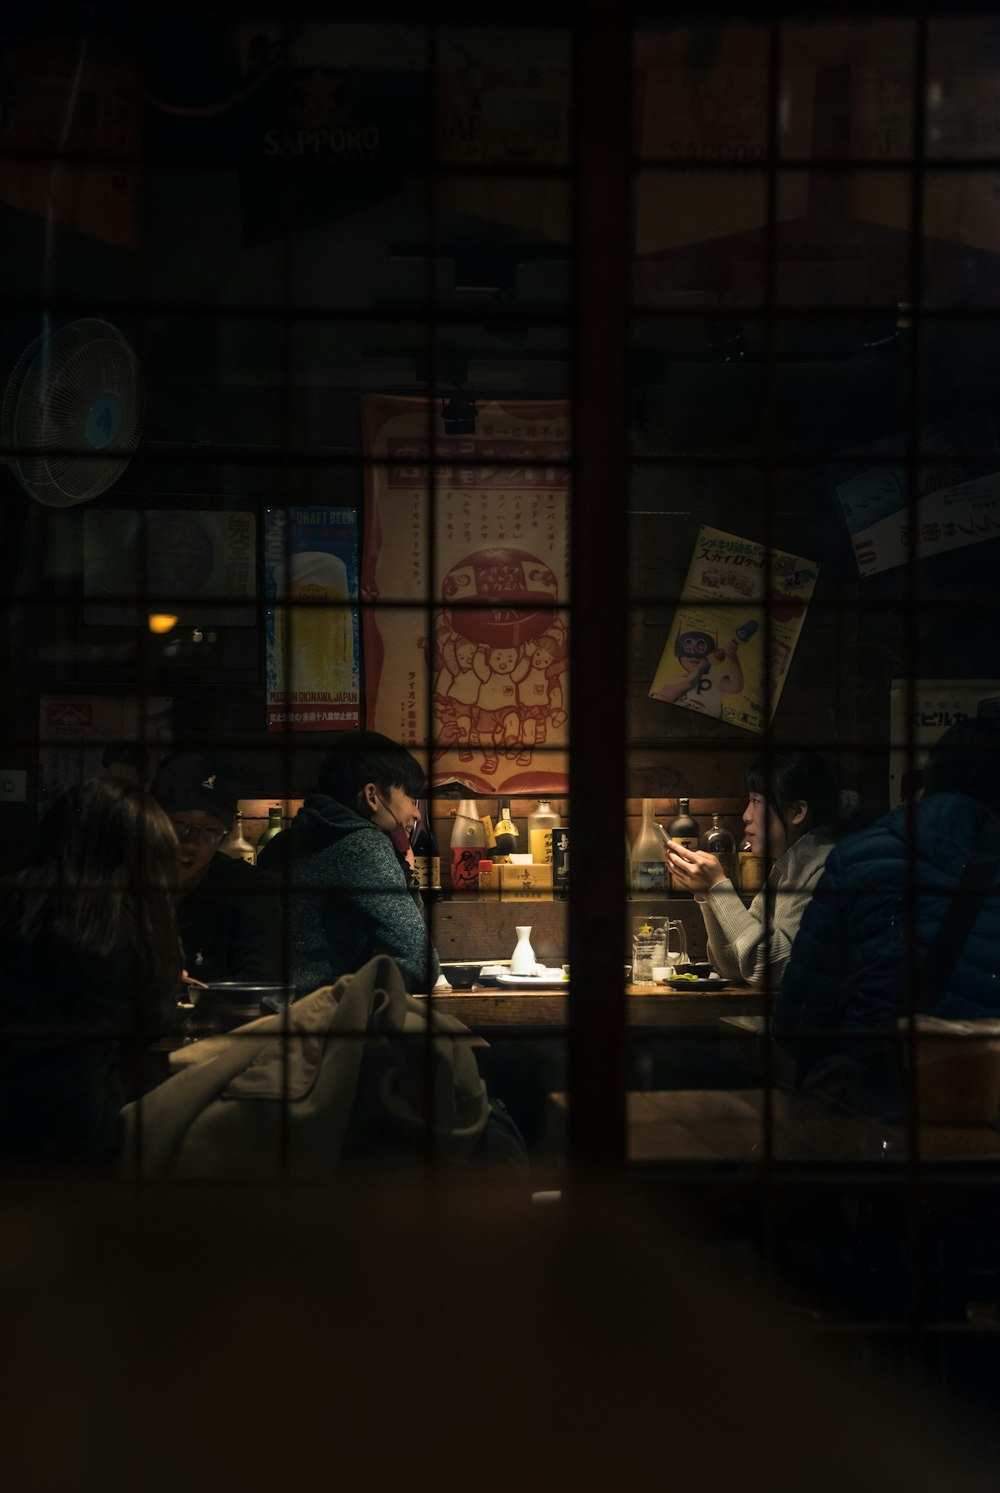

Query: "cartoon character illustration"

xmin=653 ymin=627 xmax=745 ymax=718
xmin=515 ymin=631 xmax=568 ymax=761
xmin=431 ymin=626 xmax=480 ymax=762
xmin=471 ymin=645 xmax=524 ymax=774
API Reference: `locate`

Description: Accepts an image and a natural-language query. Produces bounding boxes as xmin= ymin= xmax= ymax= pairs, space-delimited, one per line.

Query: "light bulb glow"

xmin=148 ymin=613 xmax=179 ymax=635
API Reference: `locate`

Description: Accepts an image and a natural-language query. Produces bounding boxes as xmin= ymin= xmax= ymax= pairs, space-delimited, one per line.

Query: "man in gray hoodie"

xmin=257 ymin=732 xmax=438 ymax=994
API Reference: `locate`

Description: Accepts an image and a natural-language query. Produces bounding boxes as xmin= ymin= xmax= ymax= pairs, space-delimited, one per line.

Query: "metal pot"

xmin=194 ymin=982 xmax=293 ymax=1035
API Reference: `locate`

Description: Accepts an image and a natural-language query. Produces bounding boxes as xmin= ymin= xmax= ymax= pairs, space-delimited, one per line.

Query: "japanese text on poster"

xmin=362 ymin=396 xmax=570 ymax=793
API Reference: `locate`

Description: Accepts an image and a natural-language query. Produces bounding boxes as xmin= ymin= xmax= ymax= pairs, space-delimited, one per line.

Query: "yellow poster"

xmin=649 ymin=527 xmax=818 ymax=734
xmin=361 ymin=395 xmax=570 ymax=793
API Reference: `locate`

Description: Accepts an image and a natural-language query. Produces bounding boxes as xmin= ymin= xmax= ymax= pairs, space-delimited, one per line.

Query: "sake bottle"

xmin=667 ymin=797 xmax=699 ymax=851
xmin=528 ymin=799 xmax=560 ymax=863
xmin=702 ymin=812 xmax=737 ymax=884
xmin=631 ymin=798 xmax=667 ymax=893
xmin=257 ymin=805 xmax=285 ymax=852
xmin=450 ymin=799 xmax=486 ymax=895
xmin=738 ymin=836 xmax=767 ymax=894
xmin=410 ymin=800 xmax=441 ymax=894
xmin=494 ymin=799 xmax=518 ymax=860
xmin=220 ymin=810 xmax=255 ymax=864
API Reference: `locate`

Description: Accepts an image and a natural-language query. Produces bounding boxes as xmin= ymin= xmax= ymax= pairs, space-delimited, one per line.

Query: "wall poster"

xmin=37 ymin=694 xmax=172 ymax=816
xmin=264 ymin=506 xmax=361 ymax=732
xmin=888 ymin=679 xmax=1000 ymax=808
xmin=361 ymin=396 xmax=570 ymax=793
xmin=649 ymin=526 xmax=818 ymax=733
xmin=84 ymin=510 xmax=257 ymax=626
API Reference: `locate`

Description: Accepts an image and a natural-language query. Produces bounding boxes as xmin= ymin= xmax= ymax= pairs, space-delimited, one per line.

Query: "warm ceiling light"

xmin=147 ymin=613 xmax=179 ymax=634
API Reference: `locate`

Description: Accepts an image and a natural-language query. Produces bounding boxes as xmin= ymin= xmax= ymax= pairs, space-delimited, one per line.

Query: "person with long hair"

xmin=0 ymin=777 xmax=182 ymax=1172
xmin=667 ymin=750 xmax=840 ymax=988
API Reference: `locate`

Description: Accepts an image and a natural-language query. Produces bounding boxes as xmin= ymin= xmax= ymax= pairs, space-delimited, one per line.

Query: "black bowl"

xmin=440 ymin=962 xmax=483 ymax=990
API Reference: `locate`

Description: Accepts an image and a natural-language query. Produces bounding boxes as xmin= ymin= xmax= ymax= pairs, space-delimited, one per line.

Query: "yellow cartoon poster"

xmin=649 ymin=528 xmax=818 ymax=733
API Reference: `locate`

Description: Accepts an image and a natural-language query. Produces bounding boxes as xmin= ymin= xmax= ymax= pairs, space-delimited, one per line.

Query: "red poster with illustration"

xmin=361 ymin=396 xmax=570 ymax=794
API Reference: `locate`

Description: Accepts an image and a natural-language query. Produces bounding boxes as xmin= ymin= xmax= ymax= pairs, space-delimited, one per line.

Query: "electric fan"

xmin=1 ymin=317 xmax=143 ymax=506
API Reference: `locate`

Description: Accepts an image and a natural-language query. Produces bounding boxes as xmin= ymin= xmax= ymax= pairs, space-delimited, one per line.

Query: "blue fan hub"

xmin=85 ymin=392 xmax=124 ymax=450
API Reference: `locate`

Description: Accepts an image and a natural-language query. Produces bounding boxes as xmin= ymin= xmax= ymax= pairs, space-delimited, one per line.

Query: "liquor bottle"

xmin=257 ymin=805 xmax=285 ymax=852
xmin=220 ymin=810 xmax=255 ymax=864
xmin=667 ymin=797 xmax=699 ymax=851
xmin=630 ymin=798 xmax=667 ymax=893
xmin=528 ymin=799 xmax=560 ymax=863
xmin=702 ymin=812 xmax=737 ymax=884
xmin=494 ymin=799 xmax=518 ymax=860
xmin=738 ymin=836 xmax=768 ymax=894
xmin=450 ymin=799 xmax=486 ymax=895
xmin=410 ymin=800 xmax=441 ymax=894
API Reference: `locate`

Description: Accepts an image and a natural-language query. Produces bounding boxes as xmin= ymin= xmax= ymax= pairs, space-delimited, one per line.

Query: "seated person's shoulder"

xmin=202 ymin=853 xmax=261 ymax=889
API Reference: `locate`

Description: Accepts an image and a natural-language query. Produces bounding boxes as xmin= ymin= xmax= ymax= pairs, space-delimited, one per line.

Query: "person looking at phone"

xmin=666 ymin=751 xmax=839 ymax=988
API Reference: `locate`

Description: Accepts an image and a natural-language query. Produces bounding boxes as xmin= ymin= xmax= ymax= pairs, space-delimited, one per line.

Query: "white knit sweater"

xmin=694 ymin=830 xmax=835 ymax=988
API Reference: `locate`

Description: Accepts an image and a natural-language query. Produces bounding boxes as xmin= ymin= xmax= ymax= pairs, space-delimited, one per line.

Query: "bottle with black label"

xmin=667 ymin=797 xmax=699 ymax=851
xmin=665 ymin=797 xmax=699 ymax=894
xmin=631 ymin=798 xmax=667 ymax=893
xmin=410 ymin=800 xmax=441 ymax=895
xmin=702 ymin=812 xmax=737 ymax=884
xmin=494 ymin=799 xmax=518 ymax=860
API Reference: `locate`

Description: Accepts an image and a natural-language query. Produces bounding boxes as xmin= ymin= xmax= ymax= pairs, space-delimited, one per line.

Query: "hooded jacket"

xmin=256 ymin=795 xmax=438 ymax=995
xmin=774 ymin=793 xmax=1000 ymax=1062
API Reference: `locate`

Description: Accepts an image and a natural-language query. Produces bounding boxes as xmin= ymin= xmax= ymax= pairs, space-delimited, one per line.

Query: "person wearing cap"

xmin=774 ymin=718 xmax=1000 ymax=1116
xmin=151 ymin=753 xmax=280 ymax=986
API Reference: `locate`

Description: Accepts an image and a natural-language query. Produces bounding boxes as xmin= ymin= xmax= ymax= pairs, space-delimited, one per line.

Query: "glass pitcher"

xmin=665 ymin=919 xmax=689 ymax=970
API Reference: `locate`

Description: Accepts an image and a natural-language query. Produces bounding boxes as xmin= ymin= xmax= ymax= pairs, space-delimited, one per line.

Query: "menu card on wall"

xmin=37 ymin=694 xmax=172 ymax=816
xmin=649 ymin=527 xmax=818 ymax=734
xmin=264 ymin=507 xmax=361 ymax=732
xmin=888 ymin=679 xmax=1000 ymax=808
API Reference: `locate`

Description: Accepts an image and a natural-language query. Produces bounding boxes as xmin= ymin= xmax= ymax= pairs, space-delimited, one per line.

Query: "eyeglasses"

xmin=169 ymin=818 xmax=228 ymax=848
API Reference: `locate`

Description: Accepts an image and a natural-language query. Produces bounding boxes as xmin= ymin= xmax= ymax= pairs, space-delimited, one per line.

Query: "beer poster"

xmin=264 ymin=507 xmax=361 ymax=731
xmin=649 ymin=527 xmax=818 ymax=734
xmin=361 ymin=395 xmax=570 ymax=793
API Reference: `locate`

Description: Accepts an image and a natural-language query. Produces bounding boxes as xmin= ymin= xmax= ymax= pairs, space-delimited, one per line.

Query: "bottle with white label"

xmin=630 ymin=798 xmax=667 ymax=893
xmin=528 ymin=799 xmax=560 ymax=863
xmin=450 ymin=799 xmax=486 ymax=895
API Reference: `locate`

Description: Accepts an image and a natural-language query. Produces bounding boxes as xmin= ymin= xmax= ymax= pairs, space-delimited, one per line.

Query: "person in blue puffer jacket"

xmin=773 ymin=718 xmax=1000 ymax=1115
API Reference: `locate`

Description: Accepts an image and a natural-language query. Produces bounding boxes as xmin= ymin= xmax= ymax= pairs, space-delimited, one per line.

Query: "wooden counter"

xmin=546 ymin=1088 xmax=1000 ymax=1166
xmin=417 ymin=981 xmax=761 ymax=1033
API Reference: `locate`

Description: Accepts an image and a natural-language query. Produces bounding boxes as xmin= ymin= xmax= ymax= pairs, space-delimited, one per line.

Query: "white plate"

xmin=497 ymin=970 xmax=569 ymax=989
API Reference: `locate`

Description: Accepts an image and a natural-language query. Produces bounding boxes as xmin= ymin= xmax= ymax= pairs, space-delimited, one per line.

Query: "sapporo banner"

xmin=264 ymin=507 xmax=361 ymax=732
xmin=361 ymin=396 xmax=570 ymax=793
xmin=649 ymin=527 xmax=818 ymax=733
